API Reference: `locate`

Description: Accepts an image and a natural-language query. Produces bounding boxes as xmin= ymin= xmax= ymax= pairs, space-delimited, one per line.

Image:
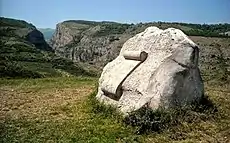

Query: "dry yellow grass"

xmin=0 ymin=77 xmax=142 ymax=142
xmin=0 ymin=78 xmax=94 ymax=121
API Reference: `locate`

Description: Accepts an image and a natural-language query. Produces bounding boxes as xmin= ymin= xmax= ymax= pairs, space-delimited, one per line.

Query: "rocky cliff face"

xmin=51 ymin=21 xmax=135 ymax=68
xmin=51 ymin=23 xmax=77 ymax=49
xmin=51 ymin=20 xmax=230 ymax=83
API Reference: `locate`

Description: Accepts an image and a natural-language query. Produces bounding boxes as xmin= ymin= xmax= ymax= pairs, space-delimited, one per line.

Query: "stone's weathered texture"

xmin=101 ymin=51 xmax=148 ymax=100
xmin=96 ymin=26 xmax=204 ymax=114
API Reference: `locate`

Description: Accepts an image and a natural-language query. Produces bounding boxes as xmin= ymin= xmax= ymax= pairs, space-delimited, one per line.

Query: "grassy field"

xmin=0 ymin=77 xmax=230 ymax=143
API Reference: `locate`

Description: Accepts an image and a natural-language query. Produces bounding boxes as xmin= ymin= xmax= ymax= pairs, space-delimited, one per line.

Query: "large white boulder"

xmin=96 ymin=26 xmax=204 ymax=114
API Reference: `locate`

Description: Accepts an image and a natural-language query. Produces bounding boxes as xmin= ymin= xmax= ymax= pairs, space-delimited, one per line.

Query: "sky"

xmin=0 ymin=0 xmax=230 ymax=28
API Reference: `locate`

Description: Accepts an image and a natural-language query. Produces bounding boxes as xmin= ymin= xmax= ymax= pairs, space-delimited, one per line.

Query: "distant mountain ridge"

xmin=38 ymin=28 xmax=55 ymax=41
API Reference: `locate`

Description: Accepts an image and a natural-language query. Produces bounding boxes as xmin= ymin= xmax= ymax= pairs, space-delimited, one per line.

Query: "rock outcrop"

xmin=96 ymin=27 xmax=204 ymax=114
xmin=50 ymin=21 xmax=134 ymax=67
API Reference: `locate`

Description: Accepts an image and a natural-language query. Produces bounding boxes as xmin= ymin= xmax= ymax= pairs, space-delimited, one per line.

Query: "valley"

xmin=0 ymin=17 xmax=230 ymax=142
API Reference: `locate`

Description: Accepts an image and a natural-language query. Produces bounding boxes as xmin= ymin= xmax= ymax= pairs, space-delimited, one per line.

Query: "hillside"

xmin=0 ymin=17 xmax=97 ymax=78
xmin=51 ymin=20 xmax=230 ymax=83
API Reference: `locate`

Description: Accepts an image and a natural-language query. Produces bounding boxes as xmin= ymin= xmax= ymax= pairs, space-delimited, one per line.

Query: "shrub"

xmin=0 ymin=60 xmax=42 ymax=78
xmin=88 ymin=87 xmax=217 ymax=135
xmin=123 ymin=96 xmax=217 ymax=134
xmin=51 ymin=57 xmax=98 ymax=77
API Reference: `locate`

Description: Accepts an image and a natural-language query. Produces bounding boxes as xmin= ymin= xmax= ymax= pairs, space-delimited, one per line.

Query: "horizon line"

xmin=1 ymin=16 xmax=230 ymax=29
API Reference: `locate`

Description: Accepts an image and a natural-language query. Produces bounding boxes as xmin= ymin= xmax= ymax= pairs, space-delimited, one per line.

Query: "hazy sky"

xmin=0 ymin=0 xmax=229 ymax=28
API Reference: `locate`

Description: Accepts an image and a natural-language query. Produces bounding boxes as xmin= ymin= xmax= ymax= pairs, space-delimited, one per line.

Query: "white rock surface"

xmin=101 ymin=51 xmax=148 ymax=100
xmin=96 ymin=26 xmax=204 ymax=114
